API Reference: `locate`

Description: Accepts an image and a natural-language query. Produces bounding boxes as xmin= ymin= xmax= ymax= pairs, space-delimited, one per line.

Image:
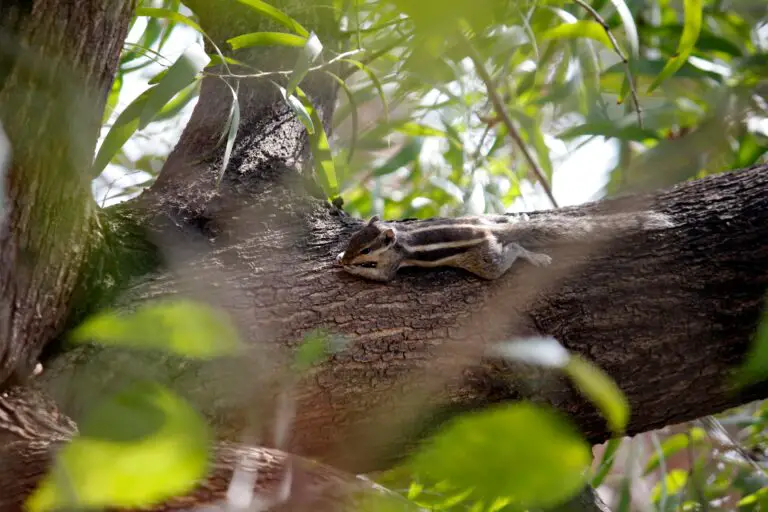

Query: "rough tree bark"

xmin=1 ymin=0 xmax=767 ymax=510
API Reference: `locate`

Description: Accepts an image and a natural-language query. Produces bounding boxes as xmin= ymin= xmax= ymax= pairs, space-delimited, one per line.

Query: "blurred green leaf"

xmin=102 ymin=73 xmax=123 ymax=124
xmin=559 ymin=121 xmax=659 ymax=142
xmin=153 ymin=80 xmax=200 ymax=122
xmin=93 ymin=88 xmax=154 ymax=177
xmin=372 ymin=138 xmax=424 ymax=177
xmin=295 ymin=87 xmax=338 ymax=197
xmin=542 ymin=21 xmax=613 ymax=49
xmin=27 ymin=383 xmax=210 ymax=511
xmin=565 ymin=355 xmax=629 ymax=434
xmin=591 ymin=437 xmax=621 ymax=487
xmin=235 ymin=0 xmax=309 ymax=37
xmin=139 ymin=50 xmax=207 ymax=130
xmin=228 ymin=32 xmax=307 ymax=51
xmin=71 ymin=300 xmax=241 ymax=359
xmin=648 ymin=0 xmax=703 ymax=93
xmin=651 ymin=469 xmax=688 ymax=503
xmin=644 ymin=427 xmax=707 ymax=475
xmin=409 ymin=403 xmax=591 ymax=509
xmin=733 ymin=303 xmax=768 ymax=388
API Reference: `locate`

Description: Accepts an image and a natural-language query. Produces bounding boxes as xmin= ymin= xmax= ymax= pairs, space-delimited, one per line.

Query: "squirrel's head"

xmin=335 ymin=216 xmax=399 ymax=281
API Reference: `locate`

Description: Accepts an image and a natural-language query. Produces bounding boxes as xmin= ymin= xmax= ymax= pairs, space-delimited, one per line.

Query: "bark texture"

xmin=0 ymin=0 xmax=134 ymax=386
xmin=40 ymin=164 xmax=768 ymax=476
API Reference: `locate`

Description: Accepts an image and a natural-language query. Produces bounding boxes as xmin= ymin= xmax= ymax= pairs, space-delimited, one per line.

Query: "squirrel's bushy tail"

xmin=503 ymin=211 xmax=673 ymax=247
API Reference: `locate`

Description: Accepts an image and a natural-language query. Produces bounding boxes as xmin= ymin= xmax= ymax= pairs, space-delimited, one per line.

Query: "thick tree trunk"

xmin=40 ymin=164 xmax=768 ymax=476
xmin=1 ymin=0 xmax=767 ymax=509
xmin=0 ymin=0 xmax=134 ymax=387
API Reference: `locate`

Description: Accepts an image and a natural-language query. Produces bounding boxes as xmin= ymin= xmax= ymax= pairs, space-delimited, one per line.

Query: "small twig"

xmin=207 ymin=49 xmax=363 ymax=81
xmin=573 ymin=0 xmax=644 ymax=129
xmin=461 ymin=31 xmax=559 ymax=208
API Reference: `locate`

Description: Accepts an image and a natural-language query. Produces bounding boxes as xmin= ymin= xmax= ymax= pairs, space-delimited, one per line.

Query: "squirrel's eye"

xmin=360 ymin=248 xmax=371 ymax=255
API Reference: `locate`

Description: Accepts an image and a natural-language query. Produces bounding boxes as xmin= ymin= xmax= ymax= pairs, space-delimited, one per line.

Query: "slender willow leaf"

xmin=286 ymin=32 xmax=323 ymax=96
xmin=92 ymin=89 xmax=154 ymax=177
xmin=234 ymin=0 xmax=309 ymax=37
xmin=153 ymin=81 xmax=200 ymax=122
xmin=138 ymin=50 xmax=207 ymax=130
xmin=228 ymin=32 xmax=307 ymax=51
xmin=542 ymin=20 xmax=613 ymax=49
xmin=565 ymin=355 xmax=629 ymax=434
xmin=324 ymin=70 xmax=358 ymax=165
xmin=295 ymin=87 xmax=338 ymax=197
xmin=135 ymin=7 xmax=204 ymax=34
xmin=591 ymin=438 xmax=622 ymax=487
xmin=218 ymin=82 xmax=241 ymax=185
xmin=643 ymin=428 xmax=707 ymax=475
xmin=648 ymin=0 xmax=703 ymax=93
xmin=372 ymin=138 xmax=423 ymax=177
xmin=340 ymin=58 xmax=389 ymax=123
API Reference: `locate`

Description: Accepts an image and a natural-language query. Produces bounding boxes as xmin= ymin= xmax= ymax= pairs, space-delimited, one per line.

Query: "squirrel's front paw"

xmin=529 ymin=253 xmax=553 ymax=267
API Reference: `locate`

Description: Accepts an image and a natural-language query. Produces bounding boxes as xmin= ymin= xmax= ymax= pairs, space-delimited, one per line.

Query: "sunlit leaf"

xmin=565 ymin=355 xmax=629 ymax=433
xmin=102 ymin=73 xmax=123 ymax=124
xmin=559 ymin=121 xmax=659 ymax=142
xmin=643 ymin=427 xmax=707 ymax=475
xmin=218 ymin=82 xmax=241 ymax=185
xmin=70 ymin=300 xmax=241 ymax=359
xmin=286 ymin=32 xmax=323 ymax=96
xmin=228 ymin=32 xmax=307 ymax=51
xmin=610 ymin=0 xmax=639 ymax=56
xmin=153 ymin=80 xmax=200 ymax=122
xmin=27 ymin=383 xmax=210 ymax=511
xmin=234 ymin=0 xmax=309 ymax=37
xmin=93 ymin=88 xmax=154 ymax=177
xmin=139 ymin=50 xmax=207 ymax=130
xmin=648 ymin=0 xmax=703 ymax=93
xmin=651 ymin=469 xmax=688 ymax=503
xmin=395 ymin=122 xmax=448 ymax=138
xmin=295 ymin=87 xmax=338 ymax=197
xmin=542 ymin=21 xmax=613 ymax=49
xmin=409 ymin=403 xmax=591 ymax=508
xmin=135 ymin=7 xmax=204 ymax=34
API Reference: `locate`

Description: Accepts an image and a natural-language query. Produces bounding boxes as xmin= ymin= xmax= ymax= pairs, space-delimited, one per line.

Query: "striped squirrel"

xmin=335 ymin=212 xmax=672 ymax=282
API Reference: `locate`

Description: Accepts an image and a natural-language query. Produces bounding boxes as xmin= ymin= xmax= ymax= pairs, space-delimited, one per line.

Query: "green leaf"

xmin=651 ymin=469 xmax=687 ymax=503
xmin=234 ymin=0 xmax=309 ymax=37
xmin=70 ymin=300 xmax=242 ymax=359
xmin=102 ymin=73 xmax=123 ymax=124
xmin=559 ymin=121 xmax=659 ymax=142
xmin=295 ymin=87 xmax=338 ymax=197
xmin=372 ymin=138 xmax=423 ymax=177
xmin=643 ymin=427 xmax=707 ymax=475
xmin=228 ymin=31 xmax=307 ymax=51
xmin=93 ymin=88 xmax=154 ymax=177
xmin=565 ymin=355 xmax=629 ymax=434
xmin=733 ymin=303 xmax=768 ymax=388
xmin=138 ymin=50 xmax=207 ymax=130
xmin=217 ymin=82 xmax=241 ymax=185
xmin=647 ymin=0 xmax=703 ymax=93
xmin=135 ymin=7 xmax=204 ymax=34
xmin=609 ymin=0 xmax=639 ymax=57
xmin=206 ymin=54 xmax=249 ymax=69
xmin=395 ymin=122 xmax=448 ymax=138
xmin=409 ymin=403 xmax=591 ymax=509
xmin=274 ymin=82 xmax=314 ymax=135
xmin=286 ymin=32 xmax=323 ymax=96
xmin=293 ymin=329 xmax=339 ymax=371
xmin=153 ymin=80 xmax=200 ymax=122
xmin=591 ymin=438 xmax=621 ymax=487
xmin=739 ymin=487 xmax=768 ymax=508
xmin=26 ymin=383 xmax=210 ymax=511
xmin=542 ymin=21 xmax=613 ymax=49
xmin=325 ymin=70 xmax=359 ymax=165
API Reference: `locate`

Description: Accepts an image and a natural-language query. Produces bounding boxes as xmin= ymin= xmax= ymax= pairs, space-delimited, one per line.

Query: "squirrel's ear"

xmin=368 ymin=216 xmax=380 ymax=226
xmin=382 ymin=228 xmax=396 ymax=244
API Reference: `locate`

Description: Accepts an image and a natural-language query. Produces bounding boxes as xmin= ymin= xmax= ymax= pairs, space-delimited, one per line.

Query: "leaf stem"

xmin=461 ymin=31 xmax=559 ymax=208
xmin=573 ymin=0 xmax=644 ymax=129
